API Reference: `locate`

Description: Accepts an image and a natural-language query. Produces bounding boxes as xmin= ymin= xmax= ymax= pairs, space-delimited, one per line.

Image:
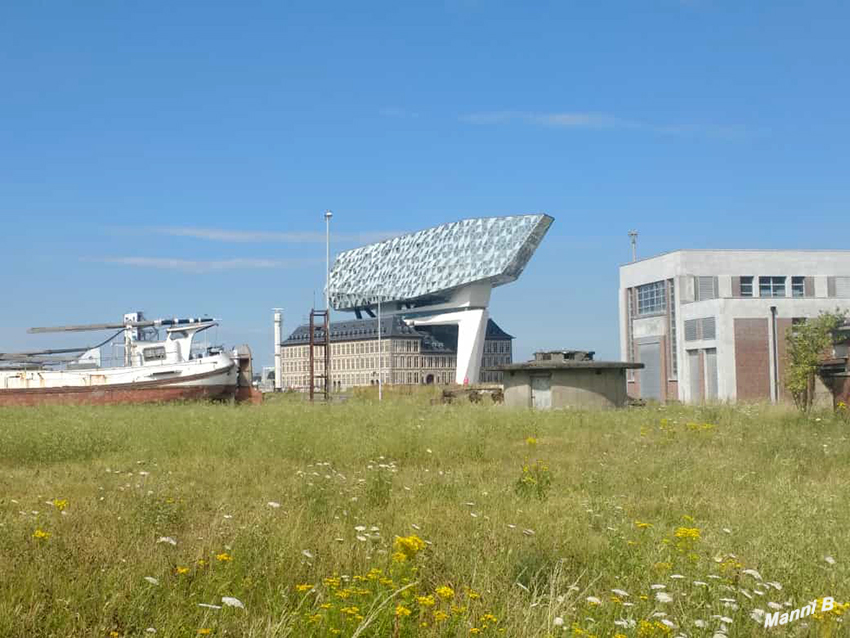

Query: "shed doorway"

xmin=531 ymin=374 xmax=552 ymax=409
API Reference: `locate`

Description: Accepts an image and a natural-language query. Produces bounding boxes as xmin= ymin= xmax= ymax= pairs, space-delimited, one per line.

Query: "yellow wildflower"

xmin=434 ymin=610 xmax=449 ymax=622
xmin=526 ymin=436 xmax=537 ymax=445
xmin=395 ymin=604 xmax=412 ymax=617
xmin=215 ymin=552 xmax=231 ymax=562
xmin=436 ymin=585 xmax=455 ymax=599
xmin=176 ymin=566 xmax=190 ymax=575
xmin=323 ymin=576 xmax=341 ymax=588
xmin=634 ymin=520 xmax=653 ymax=529
xmin=319 ymin=603 xmax=332 ymax=610
xmin=674 ymin=527 xmax=701 ymax=541
xmin=52 ymin=499 xmax=68 ymax=511
xmin=481 ymin=613 xmax=498 ymax=623
xmin=197 ymin=631 xmax=211 ymax=636
xmin=392 ymin=551 xmax=407 ymax=563
xmin=33 ymin=529 xmax=51 ymax=540
xmin=470 ymin=629 xmax=481 ymax=635
xmin=466 ymin=588 xmax=480 ymax=600
xmin=295 ymin=583 xmax=313 ymax=592
xmin=417 ymin=595 xmax=436 ymax=607
xmin=393 ymin=534 xmax=426 ymax=559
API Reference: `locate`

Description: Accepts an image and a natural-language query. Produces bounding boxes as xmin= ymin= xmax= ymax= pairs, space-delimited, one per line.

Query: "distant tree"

xmin=785 ymin=310 xmax=846 ymax=411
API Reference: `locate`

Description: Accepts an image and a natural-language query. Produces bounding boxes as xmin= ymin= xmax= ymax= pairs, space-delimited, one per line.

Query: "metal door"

xmin=531 ymin=374 xmax=552 ymax=409
xmin=638 ymin=342 xmax=662 ymax=401
xmin=688 ymin=350 xmax=700 ymax=403
xmin=704 ymin=348 xmax=718 ymax=401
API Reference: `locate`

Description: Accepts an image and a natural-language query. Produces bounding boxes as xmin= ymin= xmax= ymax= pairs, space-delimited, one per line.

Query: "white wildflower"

xmin=651 ymin=584 xmax=667 ymax=590
xmin=825 ymin=555 xmax=836 ymax=565
xmin=156 ymin=536 xmax=177 ymax=546
xmin=693 ymin=581 xmax=708 ymax=587
xmin=586 ymin=596 xmax=602 ymax=605
xmin=301 ymin=549 xmax=314 ymax=560
xmin=611 ymin=588 xmax=629 ymax=597
xmin=553 ymin=617 xmax=564 ymax=627
xmin=267 ymin=501 xmax=281 ymax=508
xmin=750 ymin=609 xmax=765 ymax=623
xmin=742 ymin=568 xmax=762 ymax=580
xmin=767 ymin=602 xmax=782 ymax=610
xmin=144 ymin=576 xmax=159 ymax=586
xmin=656 ymin=592 xmax=674 ymax=603
xmin=694 ymin=620 xmax=707 ymax=628
xmin=222 ymin=596 xmax=245 ymax=609
xmin=670 ymin=574 xmax=685 ymax=580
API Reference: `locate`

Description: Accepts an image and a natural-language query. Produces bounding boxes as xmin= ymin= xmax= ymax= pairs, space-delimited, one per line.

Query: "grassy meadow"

xmin=0 ymin=393 xmax=848 ymax=637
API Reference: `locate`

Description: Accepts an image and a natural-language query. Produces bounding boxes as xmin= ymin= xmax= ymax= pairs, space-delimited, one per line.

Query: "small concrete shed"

xmin=497 ymin=360 xmax=643 ymax=409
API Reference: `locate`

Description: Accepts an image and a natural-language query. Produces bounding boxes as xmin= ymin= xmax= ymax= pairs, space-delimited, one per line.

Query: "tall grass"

xmin=0 ymin=399 xmax=847 ymax=636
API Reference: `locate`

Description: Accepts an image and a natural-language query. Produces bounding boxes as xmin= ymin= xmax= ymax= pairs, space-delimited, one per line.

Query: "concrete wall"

xmin=503 ymin=368 xmax=629 ymax=409
xmin=620 ymin=250 xmax=850 ymax=404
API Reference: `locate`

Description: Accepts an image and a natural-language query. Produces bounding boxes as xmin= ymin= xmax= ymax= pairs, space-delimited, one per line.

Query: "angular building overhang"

xmin=327 ymin=213 xmax=553 ymax=311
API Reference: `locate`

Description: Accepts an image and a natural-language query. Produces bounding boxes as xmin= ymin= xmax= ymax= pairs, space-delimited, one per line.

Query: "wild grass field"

xmin=0 ymin=394 xmax=847 ymax=637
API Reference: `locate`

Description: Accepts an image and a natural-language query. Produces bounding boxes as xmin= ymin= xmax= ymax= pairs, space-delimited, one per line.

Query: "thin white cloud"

xmin=460 ymin=111 xmax=628 ymax=128
xmin=460 ymin=111 xmax=748 ymax=138
xmin=85 ymin=257 xmax=319 ymax=274
xmin=147 ymin=227 xmax=400 ymax=244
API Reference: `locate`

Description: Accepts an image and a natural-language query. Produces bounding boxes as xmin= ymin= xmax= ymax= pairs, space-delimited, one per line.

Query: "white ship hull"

xmin=0 ymin=353 xmax=238 ymax=406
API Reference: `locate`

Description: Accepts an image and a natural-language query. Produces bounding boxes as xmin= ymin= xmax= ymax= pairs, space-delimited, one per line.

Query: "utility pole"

xmin=273 ymin=308 xmax=283 ymax=392
xmin=325 ymin=210 xmax=333 ymax=312
xmin=628 ymin=230 xmax=638 ymax=262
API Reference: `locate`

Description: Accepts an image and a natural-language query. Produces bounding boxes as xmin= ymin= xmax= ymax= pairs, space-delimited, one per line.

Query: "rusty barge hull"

xmin=0 ymin=368 xmax=237 ymax=407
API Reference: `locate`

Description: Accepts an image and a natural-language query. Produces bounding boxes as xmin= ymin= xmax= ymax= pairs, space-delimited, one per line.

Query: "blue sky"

xmin=1 ymin=1 xmax=848 ymax=365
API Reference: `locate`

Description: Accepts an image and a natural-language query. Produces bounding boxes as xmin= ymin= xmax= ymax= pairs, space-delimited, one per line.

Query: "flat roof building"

xmin=620 ymin=250 xmax=850 ymax=404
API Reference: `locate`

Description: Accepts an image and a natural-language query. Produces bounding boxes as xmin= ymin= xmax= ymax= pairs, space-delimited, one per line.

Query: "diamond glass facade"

xmin=327 ymin=214 xmax=554 ymax=310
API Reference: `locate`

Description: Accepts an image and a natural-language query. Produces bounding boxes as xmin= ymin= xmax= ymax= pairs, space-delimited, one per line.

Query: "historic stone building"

xmin=280 ymin=317 xmax=513 ymax=390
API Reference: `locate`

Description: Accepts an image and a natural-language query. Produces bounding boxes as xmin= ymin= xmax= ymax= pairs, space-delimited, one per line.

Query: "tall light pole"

xmin=324 ymin=210 xmax=333 ymax=312
xmin=377 ymin=294 xmax=383 ymax=402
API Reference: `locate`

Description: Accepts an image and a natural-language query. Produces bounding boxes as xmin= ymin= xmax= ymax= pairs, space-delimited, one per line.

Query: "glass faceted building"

xmin=326 ymin=214 xmax=553 ymax=384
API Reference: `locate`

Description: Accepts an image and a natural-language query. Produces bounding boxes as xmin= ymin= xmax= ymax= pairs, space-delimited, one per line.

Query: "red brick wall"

xmin=667 ymin=379 xmax=679 ymax=401
xmin=734 ymin=318 xmax=771 ymax=401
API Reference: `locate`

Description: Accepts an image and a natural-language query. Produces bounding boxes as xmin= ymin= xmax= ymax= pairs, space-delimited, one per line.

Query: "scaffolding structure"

xmin=308 ymin=309 xmax=330 ymax=401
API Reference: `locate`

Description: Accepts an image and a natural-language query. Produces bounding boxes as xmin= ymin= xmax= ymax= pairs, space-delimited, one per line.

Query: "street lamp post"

xmin=324 ymin=210 xmax=333 ymax=312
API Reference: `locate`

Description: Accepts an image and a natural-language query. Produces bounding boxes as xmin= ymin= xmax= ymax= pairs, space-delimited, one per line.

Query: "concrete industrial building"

xmin=499 ymin=350 xmax=641 ymax=409
xmin=619 ymin=250 xmax=850 ymax=404
xmin=280 ymin=317 xmax=513 ymax=391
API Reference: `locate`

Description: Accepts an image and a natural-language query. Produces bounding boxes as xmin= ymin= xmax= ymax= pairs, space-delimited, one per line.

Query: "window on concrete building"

xmin=684 ymin=319 xmax=699 ymax=342
xmin=668 ymin=279 xmax=678 ymax=379
xmin=637 ymin=280 xmax=666 ymax=315
xmin=694 ymin=276 xmax=718 ymax=301
xmin=701 ymin=317 xmax=716 ymax=340
xmin=759 ymin=276 xmax=786 ymax=298
xmin=740 ymin=276 xmax=754 ymax=297
xmin=791 ymin=276 xmax=806 ymax=298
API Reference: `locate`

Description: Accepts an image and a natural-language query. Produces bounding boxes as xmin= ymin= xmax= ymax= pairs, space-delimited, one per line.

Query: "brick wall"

xmin=734 ymin=318 xmax=771 ymax=401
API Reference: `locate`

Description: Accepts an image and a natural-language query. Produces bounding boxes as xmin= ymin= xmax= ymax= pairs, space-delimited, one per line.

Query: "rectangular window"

xmin=637 ymin=281 xmax=666 ymax=315
xmin=740 ymin=276 xmax=754 ymax=297
xmin=143 ymin=346 xmax=166 ymax=362
xmin=695 ymin=276 xmax=717 ymax=301
xmin=759 ymin=276 xmax=786 ymax=298
xmin=791 ymin=276 xmax=805 ymax=298
xmin=668 ymin=279 xmax=677 ymax=379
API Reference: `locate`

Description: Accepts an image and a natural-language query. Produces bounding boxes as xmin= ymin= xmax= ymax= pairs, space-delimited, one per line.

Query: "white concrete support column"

xmin=273 ymin=309 xmax=283 ymax=392
xmin=455 ymin=308 xmax=489 ymax=385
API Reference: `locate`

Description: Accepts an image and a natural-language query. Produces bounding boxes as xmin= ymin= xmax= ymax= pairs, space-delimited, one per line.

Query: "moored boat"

xmin=0 ymin=312 xmax=261 ymax=406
